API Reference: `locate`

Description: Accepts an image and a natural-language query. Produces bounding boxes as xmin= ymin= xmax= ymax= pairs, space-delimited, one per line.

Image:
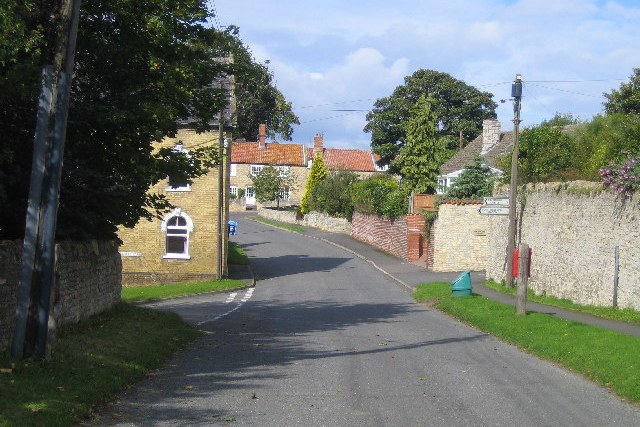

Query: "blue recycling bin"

xmin=228 ymin=221 xmax=237 ymax=236
xmin=451 ymin=270 xmax=472 ymax=296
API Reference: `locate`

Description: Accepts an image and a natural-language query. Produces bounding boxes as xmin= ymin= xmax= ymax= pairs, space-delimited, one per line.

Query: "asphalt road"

xmin=84 ymin=214 xmax=640 ymax=427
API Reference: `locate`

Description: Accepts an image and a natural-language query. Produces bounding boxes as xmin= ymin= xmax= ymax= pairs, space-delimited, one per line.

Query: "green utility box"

xmin=451 ymin=270 xmax=472 ymax=296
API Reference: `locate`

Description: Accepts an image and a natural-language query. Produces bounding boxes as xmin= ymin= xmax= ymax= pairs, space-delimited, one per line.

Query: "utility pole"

xmin=12 ymin=0 xmax=81 ymax=359
xmin=505 ymin=74 xmax=522 ymax=288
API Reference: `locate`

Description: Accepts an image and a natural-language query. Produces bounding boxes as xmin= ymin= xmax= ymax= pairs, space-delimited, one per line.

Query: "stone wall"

xmin=258 ymin=208 xmax=352 ymax=235
xmin=351 ymin=213 xmax=409 ymax=260
xmin=0 ymin=240 xmax=122 ymax=352
xmin=486 ymin=182 xmax=640 ymax=310
xmin=431 ymin=201 xmax=488 ymax=272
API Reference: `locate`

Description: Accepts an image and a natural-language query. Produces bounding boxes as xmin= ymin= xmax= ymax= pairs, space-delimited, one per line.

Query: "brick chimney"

xmin=313 ymin=133 xmax=323 ymax=157
xmin=481 ymin=119 xmax=501 ymax=155
xmin=258 ymin=123 xmax=266 ymax=149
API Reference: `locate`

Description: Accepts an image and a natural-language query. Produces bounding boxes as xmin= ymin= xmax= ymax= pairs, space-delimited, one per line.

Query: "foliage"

xmin=540 ymin=112 xmax=583 ymax=127
xmin=573 ymin=113 xmax=640 ymax=179
xmin=350 ymin=174 xmax=408 ymax=219
xmin=237 ymin=187 xmax=245 ymax=198
xmin=0 ymin=303 xmax=200 ymax=427
xmin=498 ymin=123 xmax=576 ymax=184
xmin=364 ymin=69 xmax=497 ymax=169
xmin=446 ymin=156 xmax=495 ymax=199
xmin=309 ymin=169 xmax=359 ymax=219
xmin=250 ymin=165 xmax=296 ymax=209
xmin=0 ymin=3 xmax=297 ymax=240
xmin=392 ymin=94 xmax=447 ymax=193
xmin=604 ymin=68 xmax=640 ymax=114
xmin=600 ymin=152 xmax=640 ymax=198
xmin=300 ymin=154 xmax=329 ymax=214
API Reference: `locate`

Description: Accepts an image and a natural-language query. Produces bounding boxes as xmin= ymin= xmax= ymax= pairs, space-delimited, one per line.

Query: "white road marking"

xmin=197 ymin=288 xmax=254 ymax=326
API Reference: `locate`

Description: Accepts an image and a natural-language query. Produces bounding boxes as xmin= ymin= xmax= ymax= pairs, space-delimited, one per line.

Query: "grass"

xmin=228 ymin=241 xmax=249 ymax=265
xmin=121 ymin=279 xmax=248 ymax=301
xmin=413 ymin=282 xmax=640 ymax=405
xmin=0 ymin=303 xmax=201 ymax=427
xmin=247 ymin=216 xmax=305 ymax=233
xmin=483 ymin=279 xmax=640 ymax=324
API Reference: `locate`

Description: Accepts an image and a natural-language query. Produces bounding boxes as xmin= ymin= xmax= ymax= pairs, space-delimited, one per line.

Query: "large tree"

xmin=604 ymin=68 xmax=640 ymax=114
xmin=392 ymin=94 xmax=446 ymax=194
xmin=0 ymin=1 xmax=296 ymax=240
xmin=364 ymin=69 xmax=497 ymax=169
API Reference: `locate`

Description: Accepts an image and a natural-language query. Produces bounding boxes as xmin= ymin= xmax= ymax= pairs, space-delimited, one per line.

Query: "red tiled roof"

xmin=308 ymin=148 xmax=378 ymax=172
xmin=231 ymin=142 xmax=305 ymax=166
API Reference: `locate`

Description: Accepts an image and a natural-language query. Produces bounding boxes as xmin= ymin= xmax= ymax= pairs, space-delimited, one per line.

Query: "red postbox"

xmin=512 ymin=248 xmax=532 ymax=278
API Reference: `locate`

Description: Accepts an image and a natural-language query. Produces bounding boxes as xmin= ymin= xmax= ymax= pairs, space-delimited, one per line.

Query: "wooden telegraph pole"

xmin=505 ymin=74 xmax=522 ymax=288
xmin=12 ymin=0 xmax=82 ymax=359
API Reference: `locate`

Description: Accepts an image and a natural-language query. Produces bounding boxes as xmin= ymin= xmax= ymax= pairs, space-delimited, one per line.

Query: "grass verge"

xmin=0 ymin=303 xmax=201 ymax=427
xmin=247 ymin=216 xmax=305 ymax=233
xmin=122 ymin=279 xmax=248 ymax=302
xmin=483 ymin=279 xmax=640 ymax=324
xmin=228 ymin=241 xmax=249 ymax=265
xmin=413 ymin=282 xmax=640 ymax=405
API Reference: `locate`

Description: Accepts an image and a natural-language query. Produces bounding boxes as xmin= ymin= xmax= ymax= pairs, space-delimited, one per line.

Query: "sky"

xmin=211 ymin=0 xmax=640 ymax=150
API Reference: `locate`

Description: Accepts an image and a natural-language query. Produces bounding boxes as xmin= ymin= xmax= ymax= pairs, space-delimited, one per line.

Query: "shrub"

xmin=308 ymin=170 xmax=358 ymax=219
xmin=350 ymin=174 xmax=408 ymax=219
xmin=600 ymin=152 xmax=640 ymax=198
xmin=446 ymin=156 xmax=494 ymax=199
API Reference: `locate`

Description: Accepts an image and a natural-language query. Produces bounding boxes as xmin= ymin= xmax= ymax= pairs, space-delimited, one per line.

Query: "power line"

xmin=526 ymin=82 xmax=603 ymax=99
xmin=300 ymin=110 xmax=366 ymax=124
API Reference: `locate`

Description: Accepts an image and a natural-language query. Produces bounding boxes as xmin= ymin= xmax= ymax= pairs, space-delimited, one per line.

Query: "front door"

xmin=245 ymin=186 xmax=255 ymax=206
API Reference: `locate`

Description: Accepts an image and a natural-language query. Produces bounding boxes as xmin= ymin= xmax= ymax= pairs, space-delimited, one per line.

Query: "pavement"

xmin=229 ymin=212 xmax=640 ymax=338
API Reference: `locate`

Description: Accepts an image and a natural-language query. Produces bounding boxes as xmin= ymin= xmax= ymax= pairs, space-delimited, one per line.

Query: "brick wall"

xmin=351 ymin=213 xmax=409 ymax=260
xmin=0 ymin=240 xmax=121 ymax=352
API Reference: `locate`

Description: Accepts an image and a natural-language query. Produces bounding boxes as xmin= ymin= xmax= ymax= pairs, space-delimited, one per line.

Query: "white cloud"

xmin=217 ymin=0 xmax=640 ymax=147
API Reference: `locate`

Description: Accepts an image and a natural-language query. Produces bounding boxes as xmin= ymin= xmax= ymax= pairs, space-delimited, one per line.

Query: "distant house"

xmin=437 ymin=119 xmax=513 ymax=194
xmin=229 ymin=124 xmax=308 ymax=208
xmin=307 ymin=133 xmax=389 ymax=178
xmin=229 ymin=126 xmax=389 ymax=209
xmin=117 ymin=126 xmax=231 ymax=286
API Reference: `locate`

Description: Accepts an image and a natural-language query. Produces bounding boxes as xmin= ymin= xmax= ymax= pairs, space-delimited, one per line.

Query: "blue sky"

xmin=212 ymin=0 xmax=640 ymax=150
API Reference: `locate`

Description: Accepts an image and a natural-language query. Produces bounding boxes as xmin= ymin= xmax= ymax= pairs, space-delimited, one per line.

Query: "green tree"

xmin=0 ymin=2 xmax=297 ymax=240
xmin=604 ymin=68 xmax=640 ymax=114
xmin=498 ymin=124 xmax=576 ymax=183
xmin=446 ymin=156 xmax=495 ymax=199
xmin=364 ymin=69 xmax=497 ymax=168
xmin=350 ymin=174 xmax=408 ymax=219
xmin=309 ymin=170 xmax=359 ymax=219
xmin=250 ymin=165 xmax=296 ymax=209
xmin=300 ymin=154 xmax=329 ymax=214
xmin=392 ymin=94 xmax=446 ymax=194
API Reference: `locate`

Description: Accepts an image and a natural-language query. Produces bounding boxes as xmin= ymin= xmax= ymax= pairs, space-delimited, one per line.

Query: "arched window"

xmin=161 ymin=209 xmax=194 ymax=259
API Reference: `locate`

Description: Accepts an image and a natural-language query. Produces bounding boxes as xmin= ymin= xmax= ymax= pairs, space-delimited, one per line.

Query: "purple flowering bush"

xmin=600 ymin=152 xmax=640 ymax=198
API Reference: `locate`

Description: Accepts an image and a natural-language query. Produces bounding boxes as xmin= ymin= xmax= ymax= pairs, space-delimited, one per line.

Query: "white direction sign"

xmin=478 ymin=206 xmax=510 ymax=215
xmin=483 ymin=197 xmax=510 ymax=206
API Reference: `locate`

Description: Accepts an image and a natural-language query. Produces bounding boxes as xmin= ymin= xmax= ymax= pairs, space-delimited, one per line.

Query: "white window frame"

xmin=278 ymin=186 xmax=290 ymax=200
xmin=161 ymin=208 xmax=194 ymax=259
xmin=229 ymin=185 xmax=238 ymax=197
xmin=277 ymin=166 xmax=290 ymax=177
xmin=250 ymin=164 xmax=264 ymax=176
xmin=230 ymin=163 xmax=237 ymax=177
xmin=166 ymin=143 xmax=192 ymax=192
xmin=245 ymin=186 xmax=255 ymax=198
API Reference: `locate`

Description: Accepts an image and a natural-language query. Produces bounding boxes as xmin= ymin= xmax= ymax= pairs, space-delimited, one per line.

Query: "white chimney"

xmin=481 ymin=119 xmax=501 ymax=155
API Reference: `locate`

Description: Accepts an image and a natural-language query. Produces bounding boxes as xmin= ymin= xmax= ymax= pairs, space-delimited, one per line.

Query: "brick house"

xmin=229 ymin=124 xmax=308 ymax=208
xmin=117 ymin=127 xmax=230 ymax=286
xmin=437 ymin=119 xmax=513 ymax=194
xmin=229 ymin=126 xmax=389 ymax=210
